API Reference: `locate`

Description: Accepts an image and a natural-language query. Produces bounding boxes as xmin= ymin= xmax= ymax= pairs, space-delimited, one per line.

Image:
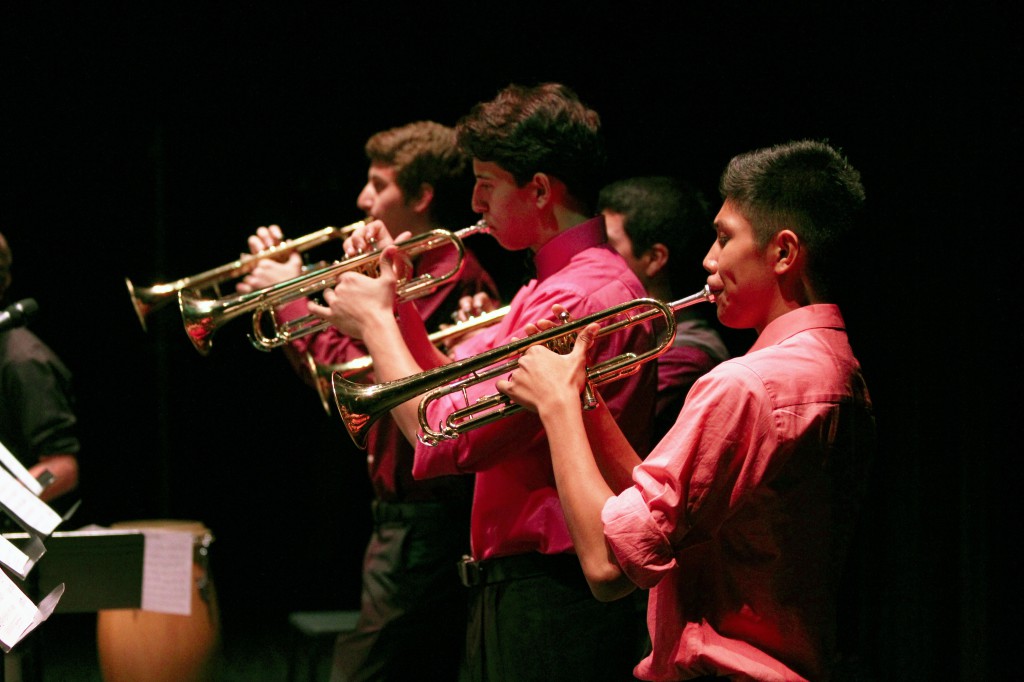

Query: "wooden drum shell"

xmin=96 ymin=520 xmax=220 ymax=682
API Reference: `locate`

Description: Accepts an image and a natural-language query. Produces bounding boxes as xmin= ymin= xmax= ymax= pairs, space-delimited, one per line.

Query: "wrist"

xmin=361 ymin=306 xmax=400 ymax=338
xmin=536 ymin=388 xmax=584 ymax=425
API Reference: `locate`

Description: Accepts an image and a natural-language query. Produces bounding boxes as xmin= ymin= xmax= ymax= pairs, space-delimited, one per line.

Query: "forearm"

xmin=537 ymin=397 xmax=636 ymax=601
xmin=358 ymin=308 xmax=432 ymax=445
xmin=582 ymin=398 xmax=643 ymax=494
xmin=395 ymin=301 xmax=453 ymax=370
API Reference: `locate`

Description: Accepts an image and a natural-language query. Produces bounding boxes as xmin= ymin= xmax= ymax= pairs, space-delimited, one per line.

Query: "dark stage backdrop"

xmin=1 ymin=3 xmax=1017 ymax=679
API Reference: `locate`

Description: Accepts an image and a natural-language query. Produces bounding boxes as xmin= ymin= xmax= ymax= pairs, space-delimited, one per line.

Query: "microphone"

xmin=0 ymin=298 xmax=39 ymax=333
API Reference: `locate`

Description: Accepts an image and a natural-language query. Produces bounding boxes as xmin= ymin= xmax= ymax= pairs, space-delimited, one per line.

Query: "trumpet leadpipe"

xmin=332 ymin=286 xmax=714 ymax=449
xmin=306 ymin=305 xmax=511 ymax=414
xmin=244 ymin=221 xmax=489 ymax=351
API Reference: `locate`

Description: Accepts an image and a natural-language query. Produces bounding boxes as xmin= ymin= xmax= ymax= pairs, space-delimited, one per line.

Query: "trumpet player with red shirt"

xmin=238 ymin=121 xmax=499 ymax=682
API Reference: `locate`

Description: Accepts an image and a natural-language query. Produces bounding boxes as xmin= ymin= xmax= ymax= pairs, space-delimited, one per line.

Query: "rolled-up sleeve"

xmin=601 ymin=362 xmax=774 ymax=591
xmin=602 ymin=486 xmax=677 ymax=589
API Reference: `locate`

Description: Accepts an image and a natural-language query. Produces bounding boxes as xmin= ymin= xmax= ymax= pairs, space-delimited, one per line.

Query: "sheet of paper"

xmin=0 ymin=466 xmax=62 ymax=535
xmin=140 ymin=529 xmax=193 ymax=616
xmin=0 ymin=533 xmax=45 ymax=579
xmin=0 ymin=571 xmax=63 ymax=652
xmin=0 ymin=440 xmax=43 ymax=497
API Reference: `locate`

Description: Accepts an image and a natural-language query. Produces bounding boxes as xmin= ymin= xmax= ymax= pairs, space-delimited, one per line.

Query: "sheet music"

xmin=140 ymin=528 xmax=193 ymax=616
xmin=0 ymin=571 xmax=63 ymax=652
xmin=0 ymin=465 xmax=62 ymax=535
xmin=0 ymin=442 xmax=66 ymax=650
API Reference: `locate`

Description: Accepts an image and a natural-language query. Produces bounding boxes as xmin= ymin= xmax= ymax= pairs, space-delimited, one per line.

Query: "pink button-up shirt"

xmin=603 ymin=305 xmax=875 ymax=681
xmin=413 ymin=217 xmax=657 ymax=559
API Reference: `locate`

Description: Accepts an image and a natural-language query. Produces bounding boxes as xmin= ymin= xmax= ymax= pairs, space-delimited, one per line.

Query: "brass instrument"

xmin=332 ymin=286 xmax=715 ymax=449
xmin=179 ymin=221 xmax=490 ymax=356
xmin=126 ymin=221 xmax=364 ymax=330
xmin=305 ymin=305 xmax=511 ymax=414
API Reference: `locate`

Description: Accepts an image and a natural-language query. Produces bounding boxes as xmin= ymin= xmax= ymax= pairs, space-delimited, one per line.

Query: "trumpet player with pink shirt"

xmin=499 ymin=140 xmax=876 ymax=682
xmin=311 ymin=83 xmax=657 ymax=681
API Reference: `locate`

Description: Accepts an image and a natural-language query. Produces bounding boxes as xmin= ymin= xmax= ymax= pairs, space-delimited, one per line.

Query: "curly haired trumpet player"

xmin=310 ymin=84 xmax=657 ymax=681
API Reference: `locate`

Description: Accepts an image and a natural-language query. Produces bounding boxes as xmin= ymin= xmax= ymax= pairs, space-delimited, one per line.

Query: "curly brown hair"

xmin=456 ymin=83 xmax=607 ymax=212
xmin=364 ymin=121 xmax=473 ymax=229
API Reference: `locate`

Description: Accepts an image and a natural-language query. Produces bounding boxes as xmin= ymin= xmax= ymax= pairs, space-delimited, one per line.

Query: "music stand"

xmin=3 ymin=529 xmax=145 ymax=613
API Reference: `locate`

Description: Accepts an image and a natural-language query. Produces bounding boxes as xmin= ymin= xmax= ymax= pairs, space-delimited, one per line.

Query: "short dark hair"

xmin=456 ymin=83 xmax=607 ymax=211
xmin=364 ymin=121 xmax=472 ymax=228
xmin=598 ymin=176 xmax=712 ymax=293
xmin=720 ymin=139 xmax=865 ymax=299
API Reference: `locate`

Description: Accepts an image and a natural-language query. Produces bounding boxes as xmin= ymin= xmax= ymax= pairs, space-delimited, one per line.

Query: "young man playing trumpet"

xmin=498 ymin=140 xmax=876 ymax=681
xmin=239 ymin=120 xmax=499 ymax=682
xmin=311 ymin=83 xmax=656 ymax=681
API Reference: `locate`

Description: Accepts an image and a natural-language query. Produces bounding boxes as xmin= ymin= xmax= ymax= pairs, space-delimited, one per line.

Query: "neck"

xmin=404 ymin=213 xmax=441 ymax=237
xmin=553 ymin=191 xmax=589 ymax=229
xmin=529 ymin=206 xmax=591 ymax=252
xmin=642 ymin=277 xmax=673 ymax=302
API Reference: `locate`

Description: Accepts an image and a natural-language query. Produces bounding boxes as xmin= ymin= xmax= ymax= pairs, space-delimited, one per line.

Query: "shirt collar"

xmin=748 ymin=304 xmax=846 ymax=353
xmin=533 ymin=216 xmax=607 ymax=282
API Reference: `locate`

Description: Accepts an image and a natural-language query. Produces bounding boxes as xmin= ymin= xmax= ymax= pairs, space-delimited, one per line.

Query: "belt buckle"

xmin=457 ymin=554 xmax=482 ymax=587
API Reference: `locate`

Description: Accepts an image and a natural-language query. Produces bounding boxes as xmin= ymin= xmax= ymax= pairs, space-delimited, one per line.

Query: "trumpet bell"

xmin=178 ymin=288 xmax=241 ymax=356
xmin=125 ymin=277 xmax=166 ymax=331
xmin=126 ymin=221 xmax=364 ymax=331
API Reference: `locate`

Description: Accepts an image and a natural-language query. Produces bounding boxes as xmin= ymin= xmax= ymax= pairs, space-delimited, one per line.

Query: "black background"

xmin=1 ymin=2 xmax=1019 ymax=679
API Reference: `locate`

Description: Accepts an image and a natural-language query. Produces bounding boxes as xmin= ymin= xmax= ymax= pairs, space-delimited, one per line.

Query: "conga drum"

xmin=96 ymin=520 xmax=220 ymax=682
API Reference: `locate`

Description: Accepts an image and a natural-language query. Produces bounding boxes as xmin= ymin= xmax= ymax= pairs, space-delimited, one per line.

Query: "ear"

xmin=531 ymin=173 xmax=552 ymax=209
xmin=642 ymin=243 xmax=670 ymax=278
xmin=772 ymin=229 xmax=801 ymax=274
xmin=410 ymin=183 xmax=434 ymax=214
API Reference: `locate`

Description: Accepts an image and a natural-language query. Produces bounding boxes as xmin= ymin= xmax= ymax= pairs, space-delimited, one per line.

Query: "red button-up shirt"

xmin=288 ymin=244 xmax=497 ymax=502
xmin=413 ymin=217 xmax=657 ymax=559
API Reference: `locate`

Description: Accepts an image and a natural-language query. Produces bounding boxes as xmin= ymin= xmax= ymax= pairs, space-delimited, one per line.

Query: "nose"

xmin=470 ymin=185 xmax=487 ymax=215
xmin=702 ymin=241 xmax=719 ymax=273
xmin=356 ymin=183 xmax=374 ymax=213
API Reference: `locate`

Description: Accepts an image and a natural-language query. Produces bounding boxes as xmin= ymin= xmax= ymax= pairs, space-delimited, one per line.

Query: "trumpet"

xmin=305 ymin=305 xmax=511 ymax=414
xmin=332 ymin=286 xmax=715 ymax=449
xmin=179 ymin=221 xmax=490 ymax=356
xmin=126 ymin=221 xmax=364 ymax=331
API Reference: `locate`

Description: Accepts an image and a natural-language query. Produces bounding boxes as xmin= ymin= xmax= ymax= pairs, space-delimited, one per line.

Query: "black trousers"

xmin=330 ymin=500 xmax=470 ymax=682
xmin=459 ymin=553 xmax=646 ymax=682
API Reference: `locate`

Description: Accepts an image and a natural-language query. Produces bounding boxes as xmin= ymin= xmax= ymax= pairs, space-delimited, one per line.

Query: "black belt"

xmin=457 ymin=552 xmax=582 ymax=587
xmin=370 ymin=500 xmax=457 ymax=525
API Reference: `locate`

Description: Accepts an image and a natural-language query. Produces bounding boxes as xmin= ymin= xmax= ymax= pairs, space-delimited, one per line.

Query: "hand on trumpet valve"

xmin=514 ymin=304 xmax=574 ymax=353
xmin=344 ymin=219 xmax=408 ymax=258
xmin=497 ymin=318 xmax=601 ymax=414
xmin=307 ymin=244 xmax=405 ymax=339
xmin=451 ymin=291 xmax=500 ymax=324
xmin=236 ymin=225 xmax=304 ymax=293
xmin=249 ymin=224 xmax=286 ymax=253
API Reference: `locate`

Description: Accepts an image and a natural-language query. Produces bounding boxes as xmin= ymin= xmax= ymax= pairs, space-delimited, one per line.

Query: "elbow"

xmin=582 ymin=562 xmax=636 ymax=602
